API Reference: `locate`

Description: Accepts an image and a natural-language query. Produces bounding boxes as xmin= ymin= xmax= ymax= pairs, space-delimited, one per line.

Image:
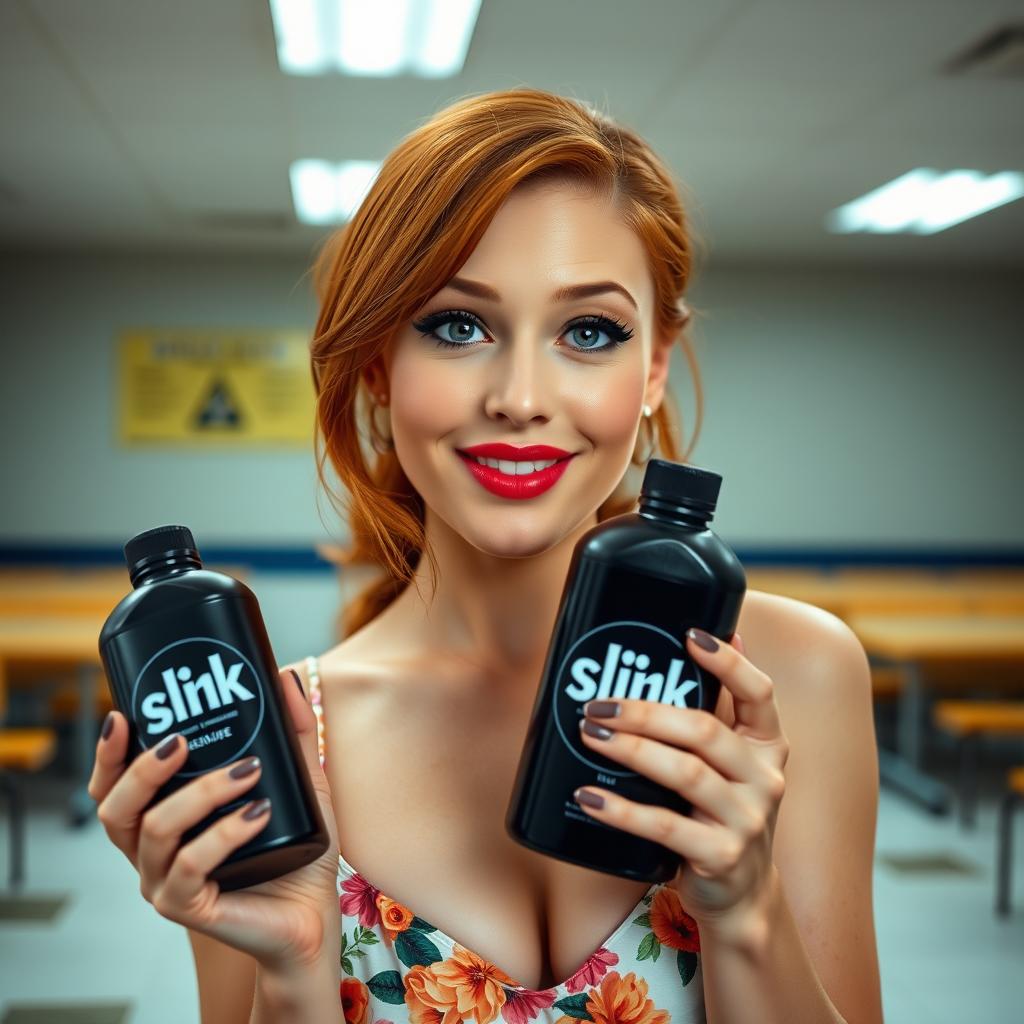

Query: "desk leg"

xmin=68 ymin=662 xmax=98 ymax=827
xmin=897 ymin=660 xmax=924 ymax=768
xmin=877 ymin=656 xmax=951 ymax=815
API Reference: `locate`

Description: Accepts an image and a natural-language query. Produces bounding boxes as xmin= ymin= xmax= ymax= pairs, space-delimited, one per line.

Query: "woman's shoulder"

xmin=740 ymin=587 xmax=871 ymax=718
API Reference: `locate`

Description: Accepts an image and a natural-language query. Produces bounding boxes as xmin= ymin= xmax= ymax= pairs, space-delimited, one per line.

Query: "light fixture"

xmin=268 ymin=0 xmax=482 ymax=77
xmin=826 ymin=168 xmax=1024 ymax=234
xmin=289 ymin=159 xmax=381 ymax=224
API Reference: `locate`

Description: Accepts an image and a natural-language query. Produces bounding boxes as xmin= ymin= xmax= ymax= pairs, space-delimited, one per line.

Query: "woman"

xmin=90 ymin=88 xmax=883 ymax=1023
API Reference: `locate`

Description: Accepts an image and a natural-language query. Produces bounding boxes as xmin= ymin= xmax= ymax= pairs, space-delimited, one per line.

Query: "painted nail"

xmin=229 ymin=757 xmax=261 ymax=780
xmin=584 ymin=700 xmax=620 ymax=718
xmin=101 ymin=712 xmax=115 ymax=741
xmin=155 ymin=734 xmax=181 ymax=760
xmin=688 ymin=628 xmax=719 ymax=653
xmin=574 ymin=788 xmax=605 ymax=810
xmin=289 ymin=668 xmax=305 ymax=699
xmin=242 ymin=798 xmax=272 ymax=821
xmin=581 ymin=719 xmax=615 ymax=741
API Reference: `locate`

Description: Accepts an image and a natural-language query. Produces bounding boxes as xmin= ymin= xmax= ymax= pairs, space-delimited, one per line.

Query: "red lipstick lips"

xmin=456 ymin=443 xmax=575 ymax=500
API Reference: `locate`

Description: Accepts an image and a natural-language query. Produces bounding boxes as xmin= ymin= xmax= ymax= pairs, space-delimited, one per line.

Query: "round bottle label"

xmin=130 ymin=636 xmax=265 ymax=776
xmin=551 ymin=620 xmax=704 ymax=776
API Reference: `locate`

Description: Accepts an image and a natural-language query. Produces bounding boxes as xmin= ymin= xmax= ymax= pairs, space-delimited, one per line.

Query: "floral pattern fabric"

xmin=306 ymin=654 xmax=707 ymax=1023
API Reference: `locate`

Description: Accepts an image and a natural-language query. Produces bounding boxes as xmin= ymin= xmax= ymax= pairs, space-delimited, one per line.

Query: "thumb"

xmin=277 ymin=666 xmax=328 ymax=791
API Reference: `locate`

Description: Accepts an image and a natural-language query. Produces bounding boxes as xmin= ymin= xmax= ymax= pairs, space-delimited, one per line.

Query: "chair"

xmin=0 ymin=728 xmax=59 ymax=889
xmin=932 ymin=701 xmax=1024 ymax=828
xmin=996 ymin=766 xmax=1024 ymax=916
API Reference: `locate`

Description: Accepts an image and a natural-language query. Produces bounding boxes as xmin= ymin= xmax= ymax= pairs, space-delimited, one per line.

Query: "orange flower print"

xmin=584 ymin=971 xmax=671 ymax=1024
xmin=563 ymin=946 xmax=620 ymax=994
xmin=376 ymin=894 xmax=416 ymax=943
xmin=649 ymin=887 xmax=701 ymax=953
xmin=340 ymin=977 xmax=372 ymax=1024
xmin=404 ymin=944 xmax=518 ymax=1024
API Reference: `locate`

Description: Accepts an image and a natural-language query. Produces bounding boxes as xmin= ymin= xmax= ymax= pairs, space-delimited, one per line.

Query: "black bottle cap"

xmin=640 ymin=459 xmax=721 ymax=511
xmin=124 ymin=525 xmax=200 ymax=580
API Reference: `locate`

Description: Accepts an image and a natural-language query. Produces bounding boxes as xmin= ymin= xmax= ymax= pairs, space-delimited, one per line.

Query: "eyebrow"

xmin=445 ymin=276 xmax=638 ymax=312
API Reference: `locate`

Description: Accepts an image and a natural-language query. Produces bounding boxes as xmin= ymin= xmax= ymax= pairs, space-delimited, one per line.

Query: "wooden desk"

xmin=0 ymin=615 xmax=107 ymax=825
xmin=746 ymin=568 xmax=1024 ymax=617
xmin=845 ymin=613 xmax=1024 ymax=813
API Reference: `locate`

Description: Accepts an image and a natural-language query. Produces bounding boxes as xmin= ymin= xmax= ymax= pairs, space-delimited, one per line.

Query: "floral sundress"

xmin=305 ymin=654 xmax=706 ymax=1023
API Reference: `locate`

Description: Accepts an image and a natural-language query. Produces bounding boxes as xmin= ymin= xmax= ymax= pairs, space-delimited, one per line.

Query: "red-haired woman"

xmin=91 ymin=88 xmax=883 ymax=1023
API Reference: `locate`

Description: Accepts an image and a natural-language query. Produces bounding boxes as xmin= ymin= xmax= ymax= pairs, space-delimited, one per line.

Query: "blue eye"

xmin=412 ymin=308 xmax=634 ymax=353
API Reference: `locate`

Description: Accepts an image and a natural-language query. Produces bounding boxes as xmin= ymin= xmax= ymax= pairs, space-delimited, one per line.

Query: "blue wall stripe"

xmin=1 ymin=542 xmax=1022 ymax=572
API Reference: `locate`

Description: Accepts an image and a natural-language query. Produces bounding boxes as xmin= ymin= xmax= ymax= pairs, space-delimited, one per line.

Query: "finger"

xmin=578 ymin=720 xmax=756 ymax=832
xmin=136 ymin=755 xmax=264 ymax=894
xmin=154 ymin=797 xmax=273 ymax=925
xmin=87 ymin=710 xmax=129 ymax=805
xmin=95 ymin=730 xmax=189 ymax=863
xmin=686 ymin=628 xmax=782 ymax=740
xmin=279 ymin=666 xmax=327 ymax=787
xmin=582 ymin=700 xmax=760 ymax=783
xmin=573 ymin=785 xmax=731 ymax=874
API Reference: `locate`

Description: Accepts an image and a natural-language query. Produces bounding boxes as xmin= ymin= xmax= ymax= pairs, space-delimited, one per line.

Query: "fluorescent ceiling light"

xmin=269 ymin=0 xmax=482 ymax=77
xmin=826 ymin=169 xmax=1024 ymax=234
xmin=289 ymin=159 xmax=380 ymax=224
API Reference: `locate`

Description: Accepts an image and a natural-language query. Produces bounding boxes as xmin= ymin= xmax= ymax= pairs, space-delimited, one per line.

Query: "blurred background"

xmin=0 ymin=1 xmax=1022 ymax=1021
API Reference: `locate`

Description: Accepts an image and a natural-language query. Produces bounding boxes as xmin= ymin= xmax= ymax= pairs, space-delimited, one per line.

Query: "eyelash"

xmin=411 ymin=307 xmax=635 ymax=353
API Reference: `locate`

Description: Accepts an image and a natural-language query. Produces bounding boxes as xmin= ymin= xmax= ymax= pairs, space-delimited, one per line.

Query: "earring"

xmin=631 ymin=404 xmax=656 ymax=466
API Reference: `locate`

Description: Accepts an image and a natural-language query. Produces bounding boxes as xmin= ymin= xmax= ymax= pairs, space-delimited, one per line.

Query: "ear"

xmin=644 ymin=324 xmax=677 ymax=410
xmin=361 ymin=355 xmax=389 ymax=398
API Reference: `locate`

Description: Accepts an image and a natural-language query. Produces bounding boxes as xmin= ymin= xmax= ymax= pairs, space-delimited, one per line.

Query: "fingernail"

xmin=574 ymin=788 xmax=605 ymax=809
xmin=155 ymin=734 xmax=181 ymax=760
xmin=242 ymin=797 xmax=272 ymax=820
xmin=101 ymin=712 xmax=115 ymax=741
xmin=229 ymin=756 xmax=261 ymax=780
xmin=687 ymin=627 xmax=719 ymax=653
xmin=584 ymin=700 xmax=620 ymax=718
xmin=581 ymin=719 xmax=615 ymax=741
xmin=289 ymin=668 xmax=305 ymax=699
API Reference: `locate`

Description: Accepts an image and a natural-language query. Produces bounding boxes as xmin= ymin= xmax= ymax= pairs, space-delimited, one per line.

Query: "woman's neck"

xmin=392 ymin=508 xmax=598 ymax=685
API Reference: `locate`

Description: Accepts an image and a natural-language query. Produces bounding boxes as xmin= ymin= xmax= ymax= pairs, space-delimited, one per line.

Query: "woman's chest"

xmin=321 ymin=676 xmax=654 ymax=992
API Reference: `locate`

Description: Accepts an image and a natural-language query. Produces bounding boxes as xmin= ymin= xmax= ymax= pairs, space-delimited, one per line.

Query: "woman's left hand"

xmin=574 ymin=628 xmax=789 ymax=932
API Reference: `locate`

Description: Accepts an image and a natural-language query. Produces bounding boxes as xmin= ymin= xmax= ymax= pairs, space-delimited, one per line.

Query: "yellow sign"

xmin=118 ymin=329 xmax=315 ymax=446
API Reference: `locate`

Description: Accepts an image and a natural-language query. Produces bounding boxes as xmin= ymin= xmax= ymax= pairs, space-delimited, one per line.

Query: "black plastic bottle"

xmin=98 ymin=525 xmax=330 ymax=891
xmin=506 ymin=460 xmax=746 ymax=883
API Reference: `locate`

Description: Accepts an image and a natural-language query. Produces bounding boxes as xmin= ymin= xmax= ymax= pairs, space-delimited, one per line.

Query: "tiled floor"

xmin=1 ymin=771 xmax=1022 ymax=1022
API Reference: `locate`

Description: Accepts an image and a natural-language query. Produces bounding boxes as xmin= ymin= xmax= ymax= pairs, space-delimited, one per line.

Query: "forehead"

xmin=452 ymin=180 xmax=653 ymax=313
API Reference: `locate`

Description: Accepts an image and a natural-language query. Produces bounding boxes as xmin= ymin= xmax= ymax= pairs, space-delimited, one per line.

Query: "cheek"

xmin=568 ymin=367 xmax=646 ymax=449
xmin=388 ymin=356 xmax=469 ymax=443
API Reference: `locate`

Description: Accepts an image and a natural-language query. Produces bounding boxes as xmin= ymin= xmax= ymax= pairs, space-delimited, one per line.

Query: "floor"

xmin=0 ymin=759 xmax=1022 ymax=1023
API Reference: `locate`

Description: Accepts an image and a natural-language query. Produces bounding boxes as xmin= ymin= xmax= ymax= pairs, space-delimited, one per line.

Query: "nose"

xmin=482 ymin=335 xmax=552 ymax=428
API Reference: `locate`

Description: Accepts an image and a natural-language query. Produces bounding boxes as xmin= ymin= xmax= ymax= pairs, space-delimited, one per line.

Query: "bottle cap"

xmin=124 ymin=525 xmax=200 ymax=577
xmin=640 ymin=459 xmax=721 ymax=511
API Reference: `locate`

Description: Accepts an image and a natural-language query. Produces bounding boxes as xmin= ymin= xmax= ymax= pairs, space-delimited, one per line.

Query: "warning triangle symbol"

xmin=194 ymin=375 xmax=244 ymax=430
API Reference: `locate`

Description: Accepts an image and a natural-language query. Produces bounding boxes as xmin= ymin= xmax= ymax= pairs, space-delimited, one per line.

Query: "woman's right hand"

xmin=88 ymin=665 xmax=341 ymax=973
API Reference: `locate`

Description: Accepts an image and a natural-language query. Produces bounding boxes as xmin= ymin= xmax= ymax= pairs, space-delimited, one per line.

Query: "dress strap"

xmin=304 ymin=654 xmax=326 ymax=769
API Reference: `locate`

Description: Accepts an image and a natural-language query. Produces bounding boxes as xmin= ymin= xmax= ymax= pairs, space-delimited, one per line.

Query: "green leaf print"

xmin=409 ymin=916 xmax=438 ymax=933
xmin=552 ymin=992 xmax=594 ymax=1021
xmin=395 ymin=928 xmax=445 ymax=968
xmin=367 ymin=970 xmax=407 ymax=1005
xmin=636 ymin=932 xmax=656 ymax=961
xmin=631 ymin=911 xmax=652 ymax=928
xmin=677 ymin=950 xmax=698 ymax=986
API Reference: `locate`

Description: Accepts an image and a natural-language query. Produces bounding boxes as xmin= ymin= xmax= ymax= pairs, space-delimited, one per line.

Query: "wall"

xmin=1 ymin=250 xmax=1020 ymax=659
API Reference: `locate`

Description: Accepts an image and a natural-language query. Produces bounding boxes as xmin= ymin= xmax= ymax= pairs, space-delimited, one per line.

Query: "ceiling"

xmin=1 ymin=0 xmax=1022 ymax=267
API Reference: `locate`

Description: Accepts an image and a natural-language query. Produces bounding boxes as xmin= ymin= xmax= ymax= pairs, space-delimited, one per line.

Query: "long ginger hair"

xmin=308 ymin=87 xmax=704 ymax=638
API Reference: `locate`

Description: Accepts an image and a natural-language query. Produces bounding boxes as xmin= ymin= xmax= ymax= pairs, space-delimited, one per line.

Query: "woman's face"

xmin=380 ymin=180 xmax=672 ymax=558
